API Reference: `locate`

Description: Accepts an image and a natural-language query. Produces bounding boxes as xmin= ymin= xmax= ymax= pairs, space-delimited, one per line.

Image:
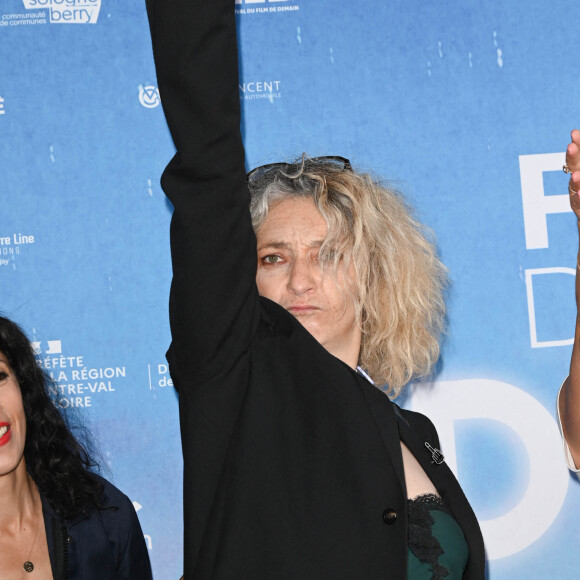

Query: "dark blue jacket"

xmin=42 ymin=476 xmax=153 ymax=580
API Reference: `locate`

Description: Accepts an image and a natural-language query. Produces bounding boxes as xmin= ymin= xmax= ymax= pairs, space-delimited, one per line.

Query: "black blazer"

xmin=42 ymin=476 xmax=152 ymax=580
xmin=147 ymin=0 xmax=485 ymax=578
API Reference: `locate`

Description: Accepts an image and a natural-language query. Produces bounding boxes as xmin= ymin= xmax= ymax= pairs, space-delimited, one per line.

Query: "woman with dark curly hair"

xmin=0 ymin=316 xmax=152 ymax=579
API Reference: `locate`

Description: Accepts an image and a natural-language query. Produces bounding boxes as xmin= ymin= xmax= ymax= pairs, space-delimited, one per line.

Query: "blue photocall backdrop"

xmin=1 ymin=1 xmax=579 ymax=578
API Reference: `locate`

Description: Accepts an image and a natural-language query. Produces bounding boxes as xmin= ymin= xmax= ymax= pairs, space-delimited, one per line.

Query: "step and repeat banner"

xmin=1 ymin=1 xmax=579 ymax=578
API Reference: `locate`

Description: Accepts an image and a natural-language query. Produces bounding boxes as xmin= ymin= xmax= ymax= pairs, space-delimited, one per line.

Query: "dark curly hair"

xmin=0 ymin=316 xmax=104 ymax=519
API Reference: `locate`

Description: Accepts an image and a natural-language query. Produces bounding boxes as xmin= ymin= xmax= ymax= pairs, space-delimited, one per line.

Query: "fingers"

xmin=567 ymin=130 xmax=580 ymax=172
xmin=567 ymin=131 xmax=580 ymax=217
xmin=570 ymin=171 xmax=580 ymax=195
xmin=566 ymin=132 xmax=580 ymax=216
xmin=568 ymin=164 xmax=580 ymax=220
xmin=567 ymin=141 xmax=580 ymax=168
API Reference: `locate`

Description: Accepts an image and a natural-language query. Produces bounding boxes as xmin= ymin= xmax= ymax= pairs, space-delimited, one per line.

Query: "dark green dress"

xmin=407 ymin=494 xmax=469 ymax=579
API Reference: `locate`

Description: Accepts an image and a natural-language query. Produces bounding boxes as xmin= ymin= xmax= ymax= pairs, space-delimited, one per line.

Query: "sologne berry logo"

xmin=22 ymin=0 xmax=101 ymax=24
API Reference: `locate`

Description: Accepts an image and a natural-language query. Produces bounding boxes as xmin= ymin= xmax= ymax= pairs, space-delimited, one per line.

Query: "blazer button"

xmin=382 ymin=509 xmax=397 ymax=525
xmin=66 ymin=535 xmax=73 ymax=544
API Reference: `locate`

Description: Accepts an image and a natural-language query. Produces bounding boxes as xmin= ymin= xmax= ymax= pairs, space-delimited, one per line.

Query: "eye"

xmin=0 ymin=371 xmax=8 ymax=381
xmin=262 ymin=254 xmax=284 ymax=265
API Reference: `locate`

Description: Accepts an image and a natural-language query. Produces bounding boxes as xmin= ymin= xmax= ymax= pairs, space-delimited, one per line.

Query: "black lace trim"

xmin=407 ymin=493 xmax=449 ymax=580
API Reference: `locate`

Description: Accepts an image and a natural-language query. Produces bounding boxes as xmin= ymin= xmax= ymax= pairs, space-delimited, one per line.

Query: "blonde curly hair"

xmin=248 ymin=155 xmax=448 ymax=397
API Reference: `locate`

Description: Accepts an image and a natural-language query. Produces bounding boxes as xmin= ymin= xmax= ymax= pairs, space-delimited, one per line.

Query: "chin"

xmin=293 ymin=318 xmax=318 ymax=339
xmin=304 ymin=326 xmax=328 ymax=349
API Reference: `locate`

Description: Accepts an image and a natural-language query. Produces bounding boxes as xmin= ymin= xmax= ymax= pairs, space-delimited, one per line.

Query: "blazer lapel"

xmin=396 ymin=412 xmax=459 ymax=504
xmin=395 ymin=410 xmax=486 ymax=580
xmin=355 ymin=376 xmax=485 ymax=578
xmin=355 ymin=375 xmax=406 ymax=497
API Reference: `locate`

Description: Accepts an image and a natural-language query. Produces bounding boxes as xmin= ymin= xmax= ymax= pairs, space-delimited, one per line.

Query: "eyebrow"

xmin=257 ymin=240 xmax=325 ymax=252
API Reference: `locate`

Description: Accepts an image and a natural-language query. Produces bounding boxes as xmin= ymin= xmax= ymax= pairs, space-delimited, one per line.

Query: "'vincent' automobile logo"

xmin=139 ymin=85 xmax=161 ymax=109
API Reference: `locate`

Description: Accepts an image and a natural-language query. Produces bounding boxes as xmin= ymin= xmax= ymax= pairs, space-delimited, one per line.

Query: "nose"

xmin=287 ymin=256 xmax=318 ymax=295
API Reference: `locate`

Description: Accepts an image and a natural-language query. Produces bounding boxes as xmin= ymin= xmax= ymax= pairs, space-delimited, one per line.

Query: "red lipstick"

xmin=0 ymin=423 xmax=11 ymax=447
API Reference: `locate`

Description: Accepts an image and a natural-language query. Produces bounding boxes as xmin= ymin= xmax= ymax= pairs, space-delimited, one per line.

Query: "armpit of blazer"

xmin=42 ymin=475 xmax=153 ymax=580
xmin=146 ymin=0 xmax=486 ymax=578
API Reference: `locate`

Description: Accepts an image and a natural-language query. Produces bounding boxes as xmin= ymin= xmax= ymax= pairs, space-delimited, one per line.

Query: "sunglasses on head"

xmin=247 ymin=155 xmax=352 ymax=184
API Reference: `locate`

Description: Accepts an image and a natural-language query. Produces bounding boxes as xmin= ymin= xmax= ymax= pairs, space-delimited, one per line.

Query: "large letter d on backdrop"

xmin=409 ymin=379 xmax=569 ymax=560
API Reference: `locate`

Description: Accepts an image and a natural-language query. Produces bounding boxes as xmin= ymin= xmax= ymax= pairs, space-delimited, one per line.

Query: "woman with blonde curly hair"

xmin=248 ymin=156 xmax=447 ymax=396
xmin=147 ymin=0 xmax=484 ymax=577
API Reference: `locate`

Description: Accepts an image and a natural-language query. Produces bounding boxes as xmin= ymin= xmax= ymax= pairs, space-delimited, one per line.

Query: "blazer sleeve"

xmin=93 ymin=477 xmax=153 ymax=580
xmin=115 ymin=498 xmax=154 ymax=580
xmin=146 ymin=0 xmax=261 ymax=392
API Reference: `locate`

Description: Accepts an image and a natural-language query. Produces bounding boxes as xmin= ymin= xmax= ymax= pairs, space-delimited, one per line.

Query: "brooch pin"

xmin=425 ymin=442 xmax=444 ymax=465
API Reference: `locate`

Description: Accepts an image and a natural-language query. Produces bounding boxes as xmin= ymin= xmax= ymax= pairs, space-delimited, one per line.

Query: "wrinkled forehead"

xmin=257 ymin=197 xmax=326 ymax=242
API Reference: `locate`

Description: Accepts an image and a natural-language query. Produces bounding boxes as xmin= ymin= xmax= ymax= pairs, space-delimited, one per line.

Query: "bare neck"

xmin=326 ymin=333 xmax=362 ymax=372
xmin=0 ymin=461 xmax=39 ymax=530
